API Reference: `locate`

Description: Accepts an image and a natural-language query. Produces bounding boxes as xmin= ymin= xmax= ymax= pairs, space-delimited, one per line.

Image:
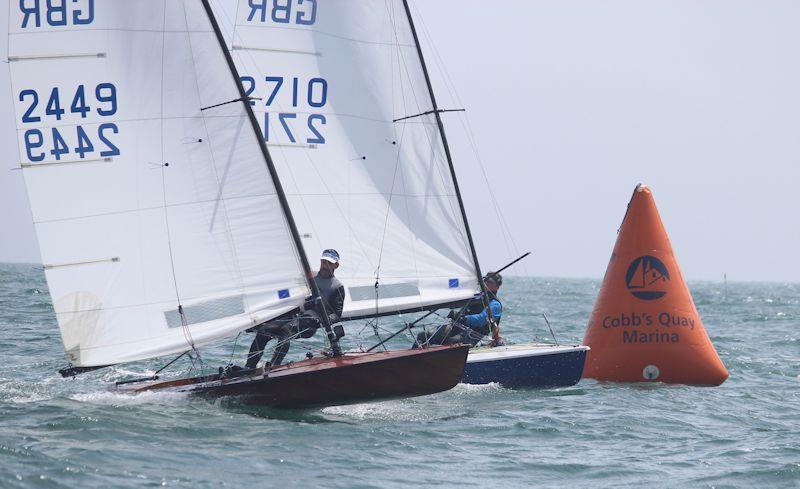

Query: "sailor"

xmin=244 ymin=249 xmax=346 ymax=369
xmin=416 ymin=272 xmax=504 ymax=348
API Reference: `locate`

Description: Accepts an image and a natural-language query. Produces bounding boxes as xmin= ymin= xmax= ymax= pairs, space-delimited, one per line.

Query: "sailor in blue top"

xmin=415 ymin=272 xmax=504 ymax=347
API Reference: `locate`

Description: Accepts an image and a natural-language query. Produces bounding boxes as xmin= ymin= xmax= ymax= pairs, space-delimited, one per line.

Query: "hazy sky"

xmin=1 ymin=1 xmax=798 ymax=282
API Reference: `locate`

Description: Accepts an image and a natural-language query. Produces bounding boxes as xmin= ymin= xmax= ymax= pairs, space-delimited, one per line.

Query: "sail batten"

xmin=8 ymin=0 xmax=310 ymax=367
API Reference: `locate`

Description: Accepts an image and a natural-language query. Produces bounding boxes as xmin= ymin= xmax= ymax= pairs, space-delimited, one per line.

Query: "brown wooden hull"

xmin=121 ymin=345 xmax=468 ymax=408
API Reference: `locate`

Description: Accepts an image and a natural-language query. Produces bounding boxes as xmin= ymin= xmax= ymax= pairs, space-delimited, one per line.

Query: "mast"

xmin=200 ymin=0 xmax=342 ymax=356
xmin=400 ymin=1 xmax=495 ymax=325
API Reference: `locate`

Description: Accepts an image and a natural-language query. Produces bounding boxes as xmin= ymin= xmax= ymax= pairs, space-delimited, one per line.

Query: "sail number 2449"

xmin=18 ymin=83 xmax=120 ymax=163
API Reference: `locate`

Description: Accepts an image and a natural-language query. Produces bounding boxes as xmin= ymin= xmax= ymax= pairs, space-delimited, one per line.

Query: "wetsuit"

xmin=245 ymin=273 xmax=345 ymax=368
xmin=416 ymin=292 xmax=502 ymax=347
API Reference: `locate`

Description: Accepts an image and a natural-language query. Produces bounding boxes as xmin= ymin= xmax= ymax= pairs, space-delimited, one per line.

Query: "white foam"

xmin=322 ymin=398 xmax=431 ymax=421
xmin=0 ymin=379 xmax=52 ymax=404
xmin=450 ymin=382 xmax=505 ymax=394
xmin=8 ymin=393 xmax=50 ymax=404
xmin=322 ymin=383 xmax=506 ymax=421
xmin=70 ymin=389 xmax=188 ymax=406
xmin=322 ymin=396 xmax=468 ymax=422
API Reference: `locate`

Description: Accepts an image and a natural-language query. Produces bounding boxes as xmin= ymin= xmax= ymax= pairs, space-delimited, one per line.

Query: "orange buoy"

xmin=582 ymin=184 xmax=728 ymax=385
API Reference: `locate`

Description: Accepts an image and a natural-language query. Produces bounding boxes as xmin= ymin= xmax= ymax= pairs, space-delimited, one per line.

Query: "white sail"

xmin=7 ymin=0 xmax=310 ymax=367
xmin=211 ymin=0 xmax=481 ymax=319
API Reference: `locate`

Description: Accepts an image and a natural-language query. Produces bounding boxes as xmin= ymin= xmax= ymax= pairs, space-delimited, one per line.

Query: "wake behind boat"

xmin=121 ymin=345 xmax=468 ymax=408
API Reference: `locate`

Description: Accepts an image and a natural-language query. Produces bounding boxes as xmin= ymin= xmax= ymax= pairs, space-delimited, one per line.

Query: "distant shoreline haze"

xmin=0 ymin=263 xmax=795 ymax=286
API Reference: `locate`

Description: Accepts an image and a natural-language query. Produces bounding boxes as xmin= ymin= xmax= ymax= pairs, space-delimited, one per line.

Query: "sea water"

xmin=0 ymin=263 xmax=797 ymax=488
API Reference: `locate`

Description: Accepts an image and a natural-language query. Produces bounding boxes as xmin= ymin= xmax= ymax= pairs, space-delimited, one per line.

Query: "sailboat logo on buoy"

xmin=625 ymin=255 xmax=670 ymax=300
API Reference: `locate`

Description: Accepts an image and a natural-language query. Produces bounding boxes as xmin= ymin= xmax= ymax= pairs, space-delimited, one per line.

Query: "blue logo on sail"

xmin=278 ymin=289 xmax=290 ymax=299
xmin=448 ymin=278 xmax=459 ymax=288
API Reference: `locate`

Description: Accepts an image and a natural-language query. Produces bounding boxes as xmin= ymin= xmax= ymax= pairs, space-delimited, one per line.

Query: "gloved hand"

xmin=446 ymin=310 xmax=457 ymax=320
xmin=301 ymin=297 xmax=316 ymax=312
xmin=298 ymin=316 xmax=321 ymax=338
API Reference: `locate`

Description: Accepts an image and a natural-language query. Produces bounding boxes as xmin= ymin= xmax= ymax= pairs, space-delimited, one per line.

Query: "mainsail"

xmin=7 ymin=1 xmax=310 ymax=367
xmin=210 ymin=0 xmax=483 ymax=319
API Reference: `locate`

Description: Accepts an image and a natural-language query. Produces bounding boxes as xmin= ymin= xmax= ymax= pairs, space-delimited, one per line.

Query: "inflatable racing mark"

xmin=582 ymin=184 xmax=728 ymax=385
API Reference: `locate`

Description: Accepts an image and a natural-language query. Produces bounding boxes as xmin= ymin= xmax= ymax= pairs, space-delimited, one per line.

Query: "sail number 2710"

xmin=241 ymin=75 xmax=328 ymax=145
xmin=18 ymin=83 xmax=120 ymax=163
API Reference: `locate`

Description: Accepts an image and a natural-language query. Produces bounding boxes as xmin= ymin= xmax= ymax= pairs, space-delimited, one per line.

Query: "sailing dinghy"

xmin=7 ymin=0 xmax=470 ymax=407
xmin=121 ymin=345 xmax=467 ymax=408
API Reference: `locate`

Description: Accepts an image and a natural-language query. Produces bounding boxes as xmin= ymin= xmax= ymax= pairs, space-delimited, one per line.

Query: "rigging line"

xmin=456 ymin=113 xmax=518 ymax=261
xmin=395 ymin=146 xmax=423 ymax=307
xmin=387 ymin=0 xmax=397 ymax=142
xmin=232 ymin=0 xmax=243 ymax=47
xmin=542 ymin=313 xmax=560 ymax=346
xmin=162 ymin=10 xmax=204 ymax=364
xmin=366 ymin=321 xmax=406 ymax=338
xmin=454 ymin=104 xmax=520 ymax=257
xmin=200 ymin=95 xmax=262 ymax=111
xmin=402 ymin=0 xmax=495 ymax=333
xmin=371 ymin=280 xmax=386 ymax=349
xmin=375 ymin=119 xmax=407 ymax=276
xmin=261 ymin=15 xmax=396 ymax=276
xmin=224 ymin=8 xmax=379 ymax=278
xmin=415 ymin=14 xmax=524 ymax=272
xmin=385 ymin=9 xmax=433 ymax=313
xmin=389 ymin=4 xmax=437 ymax=305
xmin=287 ymin=133 xmax=379 ymax=274
xmin=373 ymin=278 xmax=380 ymax=341
xmin=154 ymin=350 xmax=191 ymax=375
xmin=227 ymin=332 xmax=243 ymax=367
xmin=267 ymin=89 xmax=388 ymax=277
xmin=273 ymin=131 xmax=379 ymax=279
xmin=393 ymin=108 xmax=465 ymax=123
xmin=392 ymin=33 xmax=465 ymax=265
xmin=187 ymin=350 xmax=199 ymax=374
xmin=5 ymin=20 xmax=24 ymax=173
xmin=414 ymin=15 xmax=517 ymax=253
xmin=250 ymin=324 xmax=324 ymax=364
xmin=426 ymin=99 xmax=518 ymax=265
xmin=366 ymin=308 xmax=441 ymax=352
xmin=386 ymin=1 xmax=425 ymax=308
xmin=156 ymin=8 xmax=194 ymax=355
xmin=202 ymin=0 xmax=342 ymax=357
xmin=388 ymin=2 xmax=469 ymax=314
xmin=183 ymin=4 xmax=249 ymax=315
xmin=184 ymin=16 xmax=251 ymax=320
xmin=375 ymin=0 xmax=398 ymax=276
xmin=33 ymin=191 xmax=298 ymax=225
xmin=213 ymin=3 xmax=320 ymax=287
xmin=428 ymin=66 xmax=521 ymax=274
xmin=392 ymin=20 xmax=472 ymax=273
xmin=261 ymin=149 xmax=322 ymax=273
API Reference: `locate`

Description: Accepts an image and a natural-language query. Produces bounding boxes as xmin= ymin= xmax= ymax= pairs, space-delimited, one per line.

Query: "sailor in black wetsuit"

xmin=415 ymin=272 xmax=504 ymax=347
xmin=244 ymin=249 xmax=346 ymax=369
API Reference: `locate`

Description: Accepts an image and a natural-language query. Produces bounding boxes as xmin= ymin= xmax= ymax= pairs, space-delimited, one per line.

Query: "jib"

xmin=247 ymin=0 xmax=316 ymax=26
xmin=19 ymin=0 xmax=94 ymax=28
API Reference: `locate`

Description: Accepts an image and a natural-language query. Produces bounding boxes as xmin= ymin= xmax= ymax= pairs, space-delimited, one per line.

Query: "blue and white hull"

xmin=463 ymin=344 xmax=589 ymax=389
